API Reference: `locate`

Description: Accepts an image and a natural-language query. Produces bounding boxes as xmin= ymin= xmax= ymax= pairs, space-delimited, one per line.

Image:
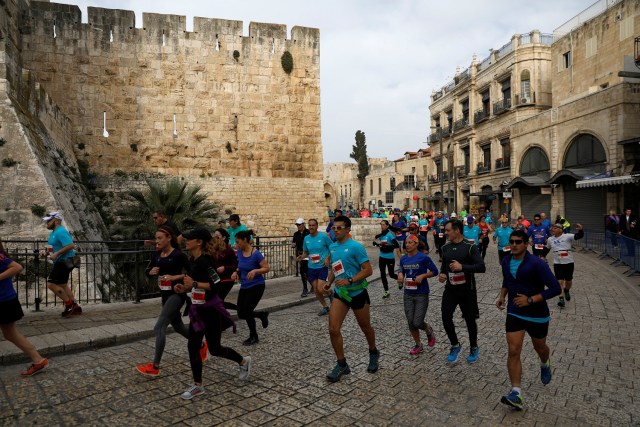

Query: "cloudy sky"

xmin=64 ymin=0 xmax=592 ymax=163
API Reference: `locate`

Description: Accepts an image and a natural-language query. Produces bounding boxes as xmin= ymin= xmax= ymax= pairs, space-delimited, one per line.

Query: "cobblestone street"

xmin=1 ymin=243 xmax=639 ymax=426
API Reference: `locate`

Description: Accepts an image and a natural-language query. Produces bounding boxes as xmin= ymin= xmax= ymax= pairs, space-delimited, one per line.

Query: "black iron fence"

xmin=3 ymin=237 xmax=298 ymax=310
xmin=573 ymin=230 xmax=639 ymax=276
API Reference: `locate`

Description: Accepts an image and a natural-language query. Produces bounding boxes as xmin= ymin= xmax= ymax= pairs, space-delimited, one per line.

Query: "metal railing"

xmin=572 ymin=229 xmax=639 ymax=276
xmin=454 ymin=118 xmax=469 ymax=131
xmin=493 ymin=97 xmax=512 ymax=114
xmin=3 ymin=237 xmax=298 ymax=309
xmin=495 ymin=158 xmax=509 ymax=170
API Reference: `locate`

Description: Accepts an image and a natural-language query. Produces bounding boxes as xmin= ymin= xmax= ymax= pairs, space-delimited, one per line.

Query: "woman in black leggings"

xmin=232 ymin=230 xmax=270 ymax=346
xmin=177 ymin=227 xmax=251 ymax=400
xmin=373 ymin=220 xmax=399 ymax=298
xmin=211 ymin=228 xmax=238 ymax=310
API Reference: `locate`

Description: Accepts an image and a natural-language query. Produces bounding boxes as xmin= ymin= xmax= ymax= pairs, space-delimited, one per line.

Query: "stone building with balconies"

xmin=427 ymin=30 xmax=554 ymax=217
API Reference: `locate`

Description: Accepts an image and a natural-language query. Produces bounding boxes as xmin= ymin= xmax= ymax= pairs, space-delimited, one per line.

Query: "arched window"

xmin=390 ymin=176 xmax=396 ymax=191
xmin=520 ymin=70 xmax=531 ymax=99
xmin=563 ymin=134 xmax=606 ymax=169
xmin=520 ymin=147 xmax=550 ymax=176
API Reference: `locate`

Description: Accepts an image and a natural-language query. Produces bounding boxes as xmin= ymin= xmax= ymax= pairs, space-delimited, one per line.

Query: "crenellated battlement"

xmin=27 ymin=1 xmax=319 ymax=50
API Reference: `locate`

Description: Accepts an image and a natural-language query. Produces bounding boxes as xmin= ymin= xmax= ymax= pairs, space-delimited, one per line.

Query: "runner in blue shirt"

xmin=463 ymin=216 xmax=481 ymax=246
xmin=432 ymin=211 xmax=447 ymax=261
xmin=325 ymin=216 xmax=378 ymax=382
xmin=373 ymin=220 xmax=400 ymax=299
xmin=527 ymin=214 xmax=551 ymax=258
xmin=299 ymin=219 xmax=334 ymax=316
xmin=398 ymin=235 xmax=439 ymax=356
xmin=493 ymin=218 xmax=514 ymax=264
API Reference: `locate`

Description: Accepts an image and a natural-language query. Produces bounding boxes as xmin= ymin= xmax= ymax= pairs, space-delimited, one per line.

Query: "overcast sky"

xmin=64 ymin=0 xmax=593 ymax=163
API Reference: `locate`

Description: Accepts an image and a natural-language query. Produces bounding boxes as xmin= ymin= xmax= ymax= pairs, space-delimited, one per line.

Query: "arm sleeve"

xmin=573 ymin=230 xmax=584 ymax=240
xmin=462 ymin=244 xmax=486 ymax=273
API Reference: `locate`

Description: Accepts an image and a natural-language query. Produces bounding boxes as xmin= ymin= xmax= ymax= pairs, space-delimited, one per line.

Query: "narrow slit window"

xmin=53 ymin=21 xmax=57 ymax=38
xmin=215 ymin=34 xmax=220 ymax=51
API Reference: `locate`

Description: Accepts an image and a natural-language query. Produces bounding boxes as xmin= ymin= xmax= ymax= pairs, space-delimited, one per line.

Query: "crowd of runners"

xmin=0 ymin=206 xmax=591 ymax=410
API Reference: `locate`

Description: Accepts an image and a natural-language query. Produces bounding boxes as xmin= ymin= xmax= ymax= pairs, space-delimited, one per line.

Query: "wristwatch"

xmin=527 ymin=296 xmax=533 ymax=305
xmin=348 ymin=278 xmax=353 ymax=284
xmin=193 ymin=281 xmax=198 ymax=290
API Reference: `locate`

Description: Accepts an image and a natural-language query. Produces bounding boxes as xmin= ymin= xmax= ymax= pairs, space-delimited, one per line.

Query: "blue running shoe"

xmin=467 ymin=346 xmax=479 ymax=363
xmin=447 ymin=344 xmax=462 ymax=363
xmin=541 ymin=360 xmax=552 ymax=385
xmin=500 ymin=390 xmax=523 ymax=410
xmin=326 ymin=363 xmax=350 ymax=382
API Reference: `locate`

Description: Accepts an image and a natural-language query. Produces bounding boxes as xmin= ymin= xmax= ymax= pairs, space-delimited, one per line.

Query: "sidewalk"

xmin=0 ymin=248 xmax=383 ymax=364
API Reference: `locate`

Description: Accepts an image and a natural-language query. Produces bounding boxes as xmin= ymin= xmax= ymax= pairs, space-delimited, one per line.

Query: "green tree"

xmin=111 ymin=178 xmax=221 ymax=239
xmin=350 ymin=130 xmax=370 ymax=207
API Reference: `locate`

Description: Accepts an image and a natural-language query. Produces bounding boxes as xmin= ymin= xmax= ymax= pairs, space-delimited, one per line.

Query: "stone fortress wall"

xmin=0 ymin=0 xmax=326 ymax=237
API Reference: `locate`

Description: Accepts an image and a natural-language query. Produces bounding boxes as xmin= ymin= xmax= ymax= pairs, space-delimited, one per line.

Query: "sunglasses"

xmin=508 ymin=239 xmax=524 ymax=245
xmin=152 ymin=216 xmax=159 ymax=220
xmin=332 ymin=225 xmax=348 ymax=231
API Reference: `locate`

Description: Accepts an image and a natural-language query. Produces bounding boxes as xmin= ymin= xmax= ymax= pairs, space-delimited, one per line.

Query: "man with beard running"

xmin=438 ymin=219 xmax=486 ymax=364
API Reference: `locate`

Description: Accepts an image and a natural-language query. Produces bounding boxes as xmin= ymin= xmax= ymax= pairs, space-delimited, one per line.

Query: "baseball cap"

xmin=42 ymin=212 xmax=63 ymax=221
xmin=552 ymin=223 xmax=564 ymax=229
xmin=295 ymin=218 xmax=305 ymax=225
xmin=182 ymin=227 xmax=212 ymax=242
xmin=466 ymin=216 xmax=474 ymax=223
xmin=450 ymin=213 xmax=457 ymax=218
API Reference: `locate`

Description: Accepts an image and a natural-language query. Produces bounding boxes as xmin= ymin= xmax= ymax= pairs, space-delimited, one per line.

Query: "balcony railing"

xmin=428 ymin=128 xmax=443 ymax=143
xmin=495 ymin=158 xmax=510 ymax=171
xmin=441 ymin=126 xmax=451 ymax=136
xmin=428 ymin=174 xmax=440 ymax=184
xmin=453 ymin=118 xmax=469 ymax=131
xmin=454 ymin=68 xmax=471 ymax=86
xmin=519 ymin=33 xmax=532 ymax=46
xmin=456 ymin=166 xmax=469 ymax=178
xmin=493 ymin=97 xmax=512 ymax=115
xmin=477 ymin=163 xmax=491 ymax=175
xmin=474 ymin=108 xmax=489 ymax=123
xmin=496 ymin=40 xmax=513 ymax=59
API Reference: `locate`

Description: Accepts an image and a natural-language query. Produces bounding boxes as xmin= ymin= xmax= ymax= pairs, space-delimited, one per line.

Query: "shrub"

xmin=30 ymin=204 xmax=46 ymax=217
xmin=2 ymin=158 xmax=17 ymax=167
xmin=281 ymin=51 xmax=293 ymax=74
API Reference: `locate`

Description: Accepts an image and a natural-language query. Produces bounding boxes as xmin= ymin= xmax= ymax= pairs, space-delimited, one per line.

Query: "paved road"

xmin=1 ymin=241 xmax=639 ymax=426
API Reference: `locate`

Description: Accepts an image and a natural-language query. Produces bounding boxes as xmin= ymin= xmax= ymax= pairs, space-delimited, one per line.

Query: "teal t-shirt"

xmin=378 ymin=230 xmax=397 ymax=260
xmin=329 ymin=238 xmax=369 ymax=297
xmin=303 ymin=232 xmax=333 ymax=269
xmin=494 ymin=226 xmax=514 ymax=249
xmin=228 ymin=224 xmax=248 ymax=247
xmin=463 ymin=225 xmax=481 ymax=245
xmin=509 ymin=257 xmax=523 ymax=278
xmin=48 ymin=226 xmax=75 ymax=261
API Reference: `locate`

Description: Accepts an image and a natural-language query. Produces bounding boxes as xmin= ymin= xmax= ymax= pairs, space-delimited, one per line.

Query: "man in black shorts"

xmin=325 ymin=216 xmax=378 ymax=382
xmin=496 ymin=230 xmax=561 ymax=410
xmin=438 ymin=219 xmax=485 ymax=364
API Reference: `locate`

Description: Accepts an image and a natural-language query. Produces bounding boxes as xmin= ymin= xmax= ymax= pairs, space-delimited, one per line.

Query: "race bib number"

xmin=331 ymin=260 xmax=345 ymax=276
xmin=380 ymin=241 xmax=388 ymax=246
xmin=559 ymin=251 xmax=569 ymax=257
xmin=534 ymin=244 xmax=544 ymax=250
xmin=438 ymin=233 xmax=444 ymax=238
xmin=503 ymin=246 xmax=511 ymax=252
xmin=420 ymin=226 xmax=428 ymax=231
xmin=191 ymin=288 xmax=206 ymax=305
xmin=405 ymin=277 xmax=418 ymax=290
xmin=448 ymin=272 xmax=466 ymax=285
xmin=158 ymin=277 xmax=172 ymax=291
xmin=468 ymin=239 xmax=475 ymax=244
xmin=310 ymin=254 xmax=321 ymax=263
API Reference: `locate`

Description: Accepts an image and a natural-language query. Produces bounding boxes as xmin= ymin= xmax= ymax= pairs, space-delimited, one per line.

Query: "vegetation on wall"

xmin=281 ymin=51 xmax=293 ymax=74
xmin=233 ymin=50 xmax=240 ymax=61
xmin=30 ymin=204 xmax=46 ymax=217
xmin=2 ymin=158 xmax=18 ymax=167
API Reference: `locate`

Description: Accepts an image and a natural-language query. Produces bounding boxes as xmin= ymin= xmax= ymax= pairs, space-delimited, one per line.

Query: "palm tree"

xmin=111 ymin=178 xmax=221 ymax=240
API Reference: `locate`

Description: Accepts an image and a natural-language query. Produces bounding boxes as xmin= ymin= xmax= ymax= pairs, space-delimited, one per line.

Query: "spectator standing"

xmin=227 ymin=214 xmax=248 ymax=248
xmin=292 ymin=218 xmax=311 ymax=297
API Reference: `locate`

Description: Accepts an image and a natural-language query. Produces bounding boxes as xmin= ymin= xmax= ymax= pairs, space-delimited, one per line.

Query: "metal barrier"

xmin=573 ymin=229 xmax=639 ymax=276
xmin=3 ymin=237 xmax=298 ymax=309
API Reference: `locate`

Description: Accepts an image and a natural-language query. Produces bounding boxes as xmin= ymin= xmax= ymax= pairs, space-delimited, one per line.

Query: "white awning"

xmin=575 ymin=175 xmax=639 ymax=188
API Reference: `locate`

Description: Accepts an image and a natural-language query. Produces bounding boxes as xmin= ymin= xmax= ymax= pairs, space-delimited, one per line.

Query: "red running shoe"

xmin=21 ymin=358 xmax=49 ymax=376
xmin=136 ymin=363 xmax=159 ymax=377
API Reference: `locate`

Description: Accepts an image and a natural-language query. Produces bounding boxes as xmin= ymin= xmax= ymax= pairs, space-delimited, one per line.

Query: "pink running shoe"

xmin=409 ymin=344 xmax=424 ymax=355
xmin=427 ymin=333 xmax=436 ymax=347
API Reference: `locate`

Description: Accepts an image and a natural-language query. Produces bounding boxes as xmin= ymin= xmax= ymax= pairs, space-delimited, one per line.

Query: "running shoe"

xmin=243 ymin=336 xmax=259 ymax=346
xmin=70 ymin=303 xmax=82 ymax=315
xmin=398 ymin=282 xmax=403 ymax=290
xmin=326 ymin=362 xmax=351 ymax=382
xmin=382 ymin=291 xmax=390 ymax=299
xmin=557 ymin=297 xmax=565 ymax=308
xmin=181 ymin=384 xmax=205 ymax=400
xmin=21 ymin=358 xmax=49 ymax=377
xmin=467 ymin=347 xmax=479 ymax=363
xmin=136 ymin=363 xmax=159 ymax=377
xmin=61 ymin=304 xmax=73 ymax=317
xmin=367 ymin=350 xmax=379 ymax=373
xmin=564 ymin=290 xmax=571 ymax=301
xmin=239 ymin=356 xmax=252 ymax=380
xmin=447 ymin=344 xmax=462 ymax=363
xmin=260 ymin=312 xmax=269 ymax=329
xmin=301 ymin=290 xmax=308 ymax=298
xmin=540 ymin=360 xmax=552 ymax=385
xmin=318 ymin=306 xmax=329 ymax=316
xmin=427 ymin=333 xmax=436 ymax=347
xmin=500 ymin=389 xmax=523 ymax=410
xmin=200 ymin=341 xmax=208 ymax=363
xmin=409 ymin=344 xmax=424 ymax=355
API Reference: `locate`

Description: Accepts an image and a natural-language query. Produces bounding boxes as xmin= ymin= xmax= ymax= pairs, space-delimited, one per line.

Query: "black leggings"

xmin=237 ymin=284 xmax=266 ymax=338
xmin=479 ymin=237 xmax=489 ymax=259
xmin=378 ymin=257 xmax=397 ymax=291
xmin=218 ymin=280 xmax=238 ymax=311
xmin=441 ymin=285 xmax=478 ymax=349
xmin=187 ymin=307 xmax=243 ymax=383
xmin=299 ymin=260 xmax=309 ymax=291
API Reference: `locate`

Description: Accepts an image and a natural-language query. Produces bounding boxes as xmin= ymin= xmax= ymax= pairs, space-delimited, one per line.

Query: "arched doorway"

xmin=518 ymin=147 xmax=552 ymax=220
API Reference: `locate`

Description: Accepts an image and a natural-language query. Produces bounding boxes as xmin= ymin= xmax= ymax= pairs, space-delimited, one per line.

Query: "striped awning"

xmin=575 ymin=175 xmax=639 ymax=188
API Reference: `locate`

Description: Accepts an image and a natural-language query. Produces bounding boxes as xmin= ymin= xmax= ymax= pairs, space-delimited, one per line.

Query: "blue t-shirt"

xmin=378 ymin=230 xmax=397 ymax=260
xmin=0 ymin=254 xmax=18 ymax=302
xmin=399 ymin=252 xmax=438 ymax=295
xmin=485 ymin=216 xmax=493 ymax=224
xmin=494 ymin=226 xmax=514 ymax=249
xmin=392 ymin=220 xmax=407 ymax=241
xmin=303 ymin=232 xmax=333 ymax=269
xmin=237 ymin=249 xmax=265 ymax=289
xmin=329 ymin=238 xmax=369 ymax=298
xmin=48 ymin=225 xmax=75 ymax=262
xmin=463 ymin=225 xmax=481 ymax=245
xmin=527 ymin=225 xmax=551 ymax=246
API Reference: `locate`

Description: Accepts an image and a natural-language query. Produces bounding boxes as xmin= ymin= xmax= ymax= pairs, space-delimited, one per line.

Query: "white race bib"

xmin=534 ymin=244 xmax=544 ymax=250
xmin=468 ymin=239 xmax=475 ymax=244
xmin=448 ymin=272 xmax=466 ymax=285
xmin=405 ymin=277 xmax=418 ymax=290
xmin=331 ymin=260 xmax=345 ymax=276
xmin=191 ymin=289 xmax=206 ymax=304
xmin=502 ymin=246 xmax=511 ymax=252
xmin=438 ymin=233 xmax=444 ymax=238
xmin=310 ymin=254 xmax=321 ymax=263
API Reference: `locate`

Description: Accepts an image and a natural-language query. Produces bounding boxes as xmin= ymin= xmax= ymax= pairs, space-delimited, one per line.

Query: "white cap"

xmin=450 ymin=212 xmax=457 ymax=218
xmin=295 ymin=217 xmax=305 ymax=225
xmin=43 ymin=212 xmax=63 ymax=221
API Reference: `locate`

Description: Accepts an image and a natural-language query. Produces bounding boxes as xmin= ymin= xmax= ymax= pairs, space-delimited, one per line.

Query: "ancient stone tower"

xmin=0 ymin=0 xmax=324 ymax=237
